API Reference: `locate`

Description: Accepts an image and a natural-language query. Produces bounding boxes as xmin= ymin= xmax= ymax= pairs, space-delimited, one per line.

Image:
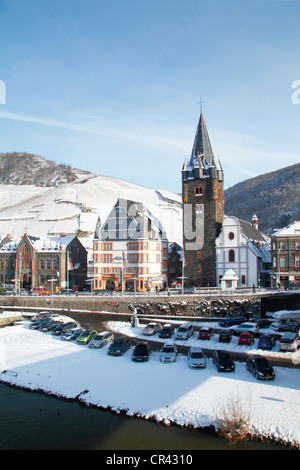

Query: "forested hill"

xmin=224 ymin=163 xmax=300 ymax=234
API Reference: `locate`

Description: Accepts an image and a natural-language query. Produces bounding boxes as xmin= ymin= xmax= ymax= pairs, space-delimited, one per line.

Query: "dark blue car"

xmin=258 ymin=334 xmax=276 ymax=350
xmin=219 ymin=316 xmax=246 ymax=328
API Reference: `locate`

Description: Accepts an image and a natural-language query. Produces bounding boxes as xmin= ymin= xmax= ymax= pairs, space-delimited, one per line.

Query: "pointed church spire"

xmin=190 ymin=112 xmax=214 ymax=165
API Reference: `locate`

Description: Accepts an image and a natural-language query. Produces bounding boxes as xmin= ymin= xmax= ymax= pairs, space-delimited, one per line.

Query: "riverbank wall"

xmin=1 ymin=290 xmax=299 ymax=320
xmin=0 ymin=291 xmax=264 ymax=318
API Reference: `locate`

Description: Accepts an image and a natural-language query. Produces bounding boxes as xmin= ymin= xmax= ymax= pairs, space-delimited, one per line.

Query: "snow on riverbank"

xmin=0 ymin=317 xmax=299 ymax=447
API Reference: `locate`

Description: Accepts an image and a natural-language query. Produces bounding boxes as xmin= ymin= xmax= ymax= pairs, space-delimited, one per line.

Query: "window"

xmin=280 ymin=257 xmax=286 ymax=268
xmin=241 ymin=275 xmax=246 ymax=285
xmin=229 ymin=249 xmax=235 ymax=262
xmin=295 ymin=241 xmax=300 ymax=250
xmin=280 ymin=241 xmax=286 ymax=250
xmin=295 ymin=257 xmax=300 ymax=268
xmin=228 ymin=232 xmax=235 ymax=240
xmin=194 ymin=186 xmax=203 ymax=196
xmin=195 ymin=204 xmax=203 ymax=214
xmin=103 ymin=243 xmax=112 ymax=250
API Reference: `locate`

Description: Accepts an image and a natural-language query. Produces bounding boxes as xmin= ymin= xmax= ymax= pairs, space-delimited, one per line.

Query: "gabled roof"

xmin=99 ymin=198 xmax=167 ymax=241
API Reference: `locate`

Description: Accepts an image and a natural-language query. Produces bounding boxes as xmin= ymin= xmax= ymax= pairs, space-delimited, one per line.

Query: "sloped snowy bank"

xmin=0 ymin=316 xmax=299 ymax=447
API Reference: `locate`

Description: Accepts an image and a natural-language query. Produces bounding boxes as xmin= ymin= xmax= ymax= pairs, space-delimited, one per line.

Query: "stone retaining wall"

xmin=0 ymin=293 xmax=262 ymax=318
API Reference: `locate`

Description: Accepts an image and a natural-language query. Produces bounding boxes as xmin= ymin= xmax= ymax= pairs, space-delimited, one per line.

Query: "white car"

xmin=188 ymin=347 xmax=206 ymax=368
xmin=230 ymin=322 xmax=259 ymax=335
xmin=88 ymin=331 xmax=114 ymax=348
xmin=160 ymin=343 xmax=177 ymax=363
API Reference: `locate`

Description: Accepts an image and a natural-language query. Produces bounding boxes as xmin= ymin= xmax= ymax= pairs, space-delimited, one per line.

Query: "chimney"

xmin=251 ymin=214 xmax=259 ymax=230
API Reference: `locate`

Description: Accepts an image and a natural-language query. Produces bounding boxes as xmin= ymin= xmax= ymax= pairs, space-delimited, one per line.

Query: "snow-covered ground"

xmin=0 ymin=314 xmax=299 ymax=447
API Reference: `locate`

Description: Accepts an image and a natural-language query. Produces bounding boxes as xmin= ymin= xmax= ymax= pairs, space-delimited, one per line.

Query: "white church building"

xmin=216 ymin=214 xmax=271 ymax=288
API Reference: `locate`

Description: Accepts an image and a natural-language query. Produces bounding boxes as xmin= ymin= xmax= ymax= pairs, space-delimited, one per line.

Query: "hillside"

xmin=0 ymin=152 xmax=91 ymax=186
xmin=0 ymin=152 xmax=299 ymax=249
xmin=224 ymin=163 xmax=300 ymax=234
xmin=0 ymin=153 xmax=182 ymax=251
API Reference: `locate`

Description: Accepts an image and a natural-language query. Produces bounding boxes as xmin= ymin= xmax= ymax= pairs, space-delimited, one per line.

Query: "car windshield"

xmin=162 ymin=346 xmax=174 ymax=353
xmin=191 ymin=352 xmax=204 ymax=358
xmin=255 ymin=357 xmax=269 ymax=367
xmin=113 ymin=338 xmax=124 ymax=345
xmin=178 ymin=327 xmax=187 ymax=332
xmin=94 ymin=334 xmax=104 ymax=340
xmin=135 ymin=344 xmax=147 ymax=353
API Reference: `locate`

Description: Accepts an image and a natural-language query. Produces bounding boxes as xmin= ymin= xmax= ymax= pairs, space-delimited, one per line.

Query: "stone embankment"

xmin=0 ymin=292 xmax=262 ymax=319
xmin=1 ymin=290 xmax=299 ymax=321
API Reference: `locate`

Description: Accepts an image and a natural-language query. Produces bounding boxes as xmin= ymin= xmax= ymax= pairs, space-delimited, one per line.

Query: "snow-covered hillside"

xmin=0 ymin=172 xmax=183 ymax=252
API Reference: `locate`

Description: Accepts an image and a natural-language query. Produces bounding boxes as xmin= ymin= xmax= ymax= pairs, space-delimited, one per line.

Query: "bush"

xmin=215 ymin=393 xmax=251 ymax=443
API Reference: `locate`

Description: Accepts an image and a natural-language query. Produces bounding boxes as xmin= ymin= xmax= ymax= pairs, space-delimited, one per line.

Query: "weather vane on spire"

xmin=197 ymin=94 xmax=206 ymax=113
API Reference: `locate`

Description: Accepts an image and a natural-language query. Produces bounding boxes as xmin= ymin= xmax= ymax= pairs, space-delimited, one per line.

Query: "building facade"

xmin=216 ymin=215 xmax=271 ymax=288
xmin=0 ymin=234 xmax=87 ymax=292
xmin=181 ymin=112 xmax=224 ymax=287
xmin=270 ymin=220 xmax=300 ymax=289
xmin=93 ymin=198 xmax=168 ymax=292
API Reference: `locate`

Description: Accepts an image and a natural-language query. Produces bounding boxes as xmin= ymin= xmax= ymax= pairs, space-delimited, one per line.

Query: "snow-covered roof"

xmin=0 ymin=234 xmax=76 ymax=253
xmin=271 ymin=220 xmax=300 ymax=237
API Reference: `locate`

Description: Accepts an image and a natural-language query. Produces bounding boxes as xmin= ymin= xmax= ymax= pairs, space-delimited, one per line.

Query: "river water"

xmin=0 ymin=382 xmax=287 ymax=451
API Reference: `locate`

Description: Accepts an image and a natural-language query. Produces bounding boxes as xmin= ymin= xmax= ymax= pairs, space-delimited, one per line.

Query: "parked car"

xmin=175 ymin=322 xmax=194 ymax=340
xmin=290 ymin=322 xmax=300 ymax=332
xmin=76 ymin=329 xmax=98 ymax=345
xmin=246 ymin=355 xmax=275 ymax=380
xmin=30 ymin=315 xmax=60 ymax=329
xmin=212 ymin=350 xmax=235 ymax=372
xmin=89 ymin=331 xmax=114 ymax=348
xmin=107 ymin=336 xmax=131 ymax=356
xmin=271 ymin=319 xmax=295 ymax=332
xmin=132 ymin=342 xmax=151 ymax=362
xmin=198 ymin=327 xmax=213 ymax=340
xmin=187 ymin=347 xmax=206 ymax=369
xmin=30 ymin=311 xmax=50 ymax=321
xmin=160 ymin=343 xmax=177 ymax=363
xmin=51 ymin=322 xmax=78 ymax=336
xmin=255 ymin=318 xmax=272 ymax=329
xmin=280 ymin=332 xmax=300 ymax=352
xmin=30 ymin=287 xmax=49 ymax=296
xmin=230 ymin=322 xmax=259 ymax=336
xmin=218 ymin=329 xmax=232 ymax=343
xmin=257 ymin=334 xmax=277 ymax=350
xmin=238 ymin=331 xmax=254 ymax=345
xmin=61 ymin=328 xmax=85 ymax=341
xmin=218 ymin=316 xmax=246 ymax=328
xmin=142 ymin=322 xmax=162 ymax=336
xmin=40 ymin=320 xmax=63 ymax=332
xmin=158 ymin=324 xmax=174 ymax=338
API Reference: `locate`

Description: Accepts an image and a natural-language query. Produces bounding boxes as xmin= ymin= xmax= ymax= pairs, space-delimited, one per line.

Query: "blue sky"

xmin=0 ymin=0 xmax=299 ymax=193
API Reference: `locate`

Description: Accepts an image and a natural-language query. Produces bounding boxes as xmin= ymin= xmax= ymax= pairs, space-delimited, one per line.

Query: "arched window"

xmin=229 ymin=249 xmax=235 ymax=262
xmin=194 ymin=186 xmax=203 ymax=196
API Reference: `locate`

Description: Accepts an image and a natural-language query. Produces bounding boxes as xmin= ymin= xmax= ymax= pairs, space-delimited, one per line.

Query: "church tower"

xmin=182 ymin=112 xmax=224 ymax=287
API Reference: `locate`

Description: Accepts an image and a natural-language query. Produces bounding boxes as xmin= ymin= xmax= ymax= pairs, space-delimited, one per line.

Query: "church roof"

xmin=190 ymin=112 xmax=214 ymax=165
xmin=182 ymin=112 xmax=223 ymax=182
